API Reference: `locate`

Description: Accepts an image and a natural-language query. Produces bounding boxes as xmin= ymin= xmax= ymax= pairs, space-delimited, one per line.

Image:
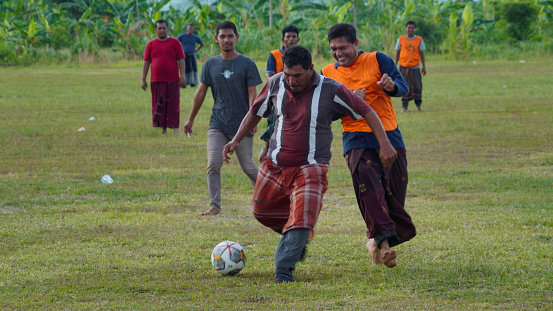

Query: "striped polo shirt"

xmin=250 ymin=72 xmax=374 ymax=167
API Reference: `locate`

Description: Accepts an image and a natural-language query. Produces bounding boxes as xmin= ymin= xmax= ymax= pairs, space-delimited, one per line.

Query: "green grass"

xmin=1 ymin=57 xmax=552 ymax=310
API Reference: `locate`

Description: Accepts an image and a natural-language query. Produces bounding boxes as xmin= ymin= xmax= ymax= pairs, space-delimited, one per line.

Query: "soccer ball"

xmin=211 ymin=241 xmax=246 ymax=275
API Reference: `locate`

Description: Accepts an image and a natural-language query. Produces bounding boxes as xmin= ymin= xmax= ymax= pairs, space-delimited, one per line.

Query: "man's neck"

xmin=406 ymin=34 xmax=416 ymax=39
xmin=221 ymin=50 xmax=239 ymax=60
xmin=157 ymin=36 xmax=170 ymax=42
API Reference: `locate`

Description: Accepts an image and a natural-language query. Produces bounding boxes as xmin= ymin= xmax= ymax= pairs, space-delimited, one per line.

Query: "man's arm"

xmin=376 ymin=52 xmax=408 ymax=97
xmin=223 ymin=112 xmax=263 ymax=163
xmin=363 ymin=110 xmax=397 ymax=169
xmin=196 ymin=41 xmax=204 ymax=53
xmin=394 ymin=50 xmax=400 ymax=65
xmin=183 ymin=83 xmax=208 ymax=136
xmin=420 ymin=50 xmax=426 ymax=76
xmin=247 ymin=85 xmax=258 ymax=134
xmin=266 ymin=53 xmax=277 ymax=80
xmin=178 ymin=58 xmax=186 ymax=87
xmin=141 ymin=60 xmax=151 ymax=90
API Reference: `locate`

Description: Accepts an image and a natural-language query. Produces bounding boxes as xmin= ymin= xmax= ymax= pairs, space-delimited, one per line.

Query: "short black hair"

xmin=406 ymin=21 xmax=416 ymax=27
xmin=216 ymin=21 xmax=237 ymax=36
xmin=282 ymin=45 xmax=312 ymax=70
xmin=327 ymin=23 xmax=356 ymax=44
xmin=282 ymin=25 xmax=299 ymax=39
xmin=187 ymin=22 xmax=195 ymax=27
xmin=155 ymin=19 xmax=168 ymax=28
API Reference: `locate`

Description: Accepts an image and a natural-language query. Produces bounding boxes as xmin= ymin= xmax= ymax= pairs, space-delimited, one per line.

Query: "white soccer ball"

xmin=211 ymin=241 xmax=246 ymax=275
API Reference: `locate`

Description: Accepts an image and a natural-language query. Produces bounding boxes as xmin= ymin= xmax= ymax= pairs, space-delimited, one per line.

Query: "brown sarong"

xmin=399 ymin=66 xmax=422 ymax=102
xmin=346 ymin=147 xmax=416 ymax=248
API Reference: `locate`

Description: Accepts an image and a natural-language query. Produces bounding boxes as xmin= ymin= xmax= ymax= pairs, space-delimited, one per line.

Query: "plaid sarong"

xmin=399 ymin=66 xmax=422 ymax=102
xmin=252 ymin=159 xmax=329 ymax=238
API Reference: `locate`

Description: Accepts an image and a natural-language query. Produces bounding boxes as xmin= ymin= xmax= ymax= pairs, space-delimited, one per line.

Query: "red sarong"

xmin=151 ymin=81 xmax=180 ymax=129
xmin=252 ymin=159 xmax=329 ymax=238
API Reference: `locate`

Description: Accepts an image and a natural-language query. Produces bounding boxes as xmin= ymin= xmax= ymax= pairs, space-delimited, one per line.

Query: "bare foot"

xmin=201 ymin=207 xmax=220 ymax=216
xmin=382 ymin=249 xmax=397 ymax=268
xmin=174 ymin=128 xmax=182 ymax=135
xmin=162 ymin=127 xmax=167 ymax=134
xmin=366 ymin=239 xmax=383 ymax=264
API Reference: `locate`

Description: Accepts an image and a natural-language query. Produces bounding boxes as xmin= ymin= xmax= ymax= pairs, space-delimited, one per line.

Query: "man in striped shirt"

xmin=222 ymin=45 xmax=397 ymax=283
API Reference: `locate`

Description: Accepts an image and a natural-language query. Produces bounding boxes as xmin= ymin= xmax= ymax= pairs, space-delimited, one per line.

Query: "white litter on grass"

xmin=89 ymin=116 xmax=96 ymax=121
xmin=77 ymin=127 xmax=85 ymax=132
xmin=501 ymin=85 xmax=507 ymax=88
xmin=101 ymin=175 xmax=113 ymax=184
xmin=472 ymin=61 xmax=477 ymax=64
xmin=520 ymin=60 xmax=526 ymax=63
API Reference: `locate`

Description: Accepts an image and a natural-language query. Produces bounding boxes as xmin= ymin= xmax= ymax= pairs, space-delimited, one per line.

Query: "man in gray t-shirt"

xmin=183 ymin=21 xmax=262 ymax=216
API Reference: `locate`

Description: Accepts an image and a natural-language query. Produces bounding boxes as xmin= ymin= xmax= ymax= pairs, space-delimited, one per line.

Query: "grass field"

xmin=1 ymin=57 xmax=552 ymax=310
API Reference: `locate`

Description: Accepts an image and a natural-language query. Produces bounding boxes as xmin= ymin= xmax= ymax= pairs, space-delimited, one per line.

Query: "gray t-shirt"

xmin=201 ymin=54 xmax=262 ymax=135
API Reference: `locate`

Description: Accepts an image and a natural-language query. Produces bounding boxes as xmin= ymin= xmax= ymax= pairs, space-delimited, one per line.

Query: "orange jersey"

xmin=398 ymin=36 xmax=422 ymax=67
xmin=270 ymin=49 xmax=284 ymax=73
xmin=321 ymin=52 xmax=398 ymax=133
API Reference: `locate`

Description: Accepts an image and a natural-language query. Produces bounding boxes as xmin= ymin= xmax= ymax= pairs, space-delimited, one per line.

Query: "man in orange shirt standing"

xmin=395 ymin=21 xmax=426 ymax=112
xmin=322 ymin=23 xmax=416 ymax=268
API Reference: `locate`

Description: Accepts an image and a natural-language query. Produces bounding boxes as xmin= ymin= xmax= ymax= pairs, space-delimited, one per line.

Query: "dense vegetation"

xmin=1 ymin=0 xmax=552 ymax=65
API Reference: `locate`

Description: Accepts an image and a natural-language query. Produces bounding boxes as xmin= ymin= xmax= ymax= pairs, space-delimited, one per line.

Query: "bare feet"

xmin=382 ymin=249 xmax=397 ymax=268
xmin=367 ymin=239 xmax=397 ymax=268
xmin=380 ymin=239 xmax=397 ymax=268
xmin=201 ymin=207 xmax=220 ymax=216
xmin=174 ymin=128 xmax=182 ymax=135
xmin=366 ymin=239 xmax=383 ymax=264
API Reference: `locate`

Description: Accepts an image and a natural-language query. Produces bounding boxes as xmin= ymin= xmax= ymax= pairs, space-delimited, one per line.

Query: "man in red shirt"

xmin=142 ymin=19 xmax=186 ymax=134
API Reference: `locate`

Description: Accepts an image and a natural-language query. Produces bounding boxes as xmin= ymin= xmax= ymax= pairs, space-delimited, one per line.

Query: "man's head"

xmin=215 ymin=21 xmax=239 ymax=53
xmin=155 ymin=19 xmax=169 ymax=40
xmin=282 ymin=45 xmax=314 ymax=94
xmin=186 ymin=23 xmax=195 ymax=35
xmin=327 ymin=23 xmax=359 ymax=68
xmin=406 ymin=21 xmax=416 ymax=37
xmin=281 ymin=25 xmax=300 ymax=49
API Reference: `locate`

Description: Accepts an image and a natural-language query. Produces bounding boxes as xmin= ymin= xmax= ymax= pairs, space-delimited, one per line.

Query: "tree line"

xmin=1 ymin=0 xmax=551 ymax=65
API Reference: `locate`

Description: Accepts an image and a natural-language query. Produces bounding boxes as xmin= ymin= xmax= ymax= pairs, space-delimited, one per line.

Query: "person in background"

xmin=141 ymin=19 xmax=186 ymax=135
xmin=177 ymin=23 xmax=204 ymax=88
xmin=395 ymin=20 xmax=426 ymax=112
xmin=183 ymin=21 xmax=262 ymax=216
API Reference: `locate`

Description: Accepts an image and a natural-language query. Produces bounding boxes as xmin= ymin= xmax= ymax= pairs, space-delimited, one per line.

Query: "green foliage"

xmin=1 ymin=0 xmax=553 ymax=65
xmin=502 ymin=1 xmax=539 ymax=41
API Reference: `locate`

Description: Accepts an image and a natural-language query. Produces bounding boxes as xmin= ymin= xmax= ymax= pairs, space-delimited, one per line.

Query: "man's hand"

xmin=379 ymin=144 xmax=397 ymax=170
xmin=376 ymin=73 xmax=395 ymax=92
xmin=179 ymin=76 xmax=186 ymax=88
xmin=141 ymin=80 xmax=148 ymax=91
xmin=422 ymin=67 xmax=427 ymax=76
xmin=258 ymin=140 xmax=269 ymax=163
xmin=353 ymin=88 xmax=366 ymax=100
xmin=223 ymin=141 xmax=240 ymax=163
xmin=183 ymin=120 xmax=194 ymax=137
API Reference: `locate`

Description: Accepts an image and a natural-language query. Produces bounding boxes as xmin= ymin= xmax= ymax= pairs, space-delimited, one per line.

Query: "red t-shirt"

xmin=143 ymin=37 xmax=185 ymax=82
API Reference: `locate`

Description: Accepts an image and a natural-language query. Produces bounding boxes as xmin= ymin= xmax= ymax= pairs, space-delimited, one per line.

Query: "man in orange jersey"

xmin=266 ymin=25 xmax=300 ymax=80
xmin=395 ymin=21 xmax=426 ymax=112
xmin=259 ymin=25 xmax=301 ymax=162
xmin=321 ymin=23 xmax=416 ymax=268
